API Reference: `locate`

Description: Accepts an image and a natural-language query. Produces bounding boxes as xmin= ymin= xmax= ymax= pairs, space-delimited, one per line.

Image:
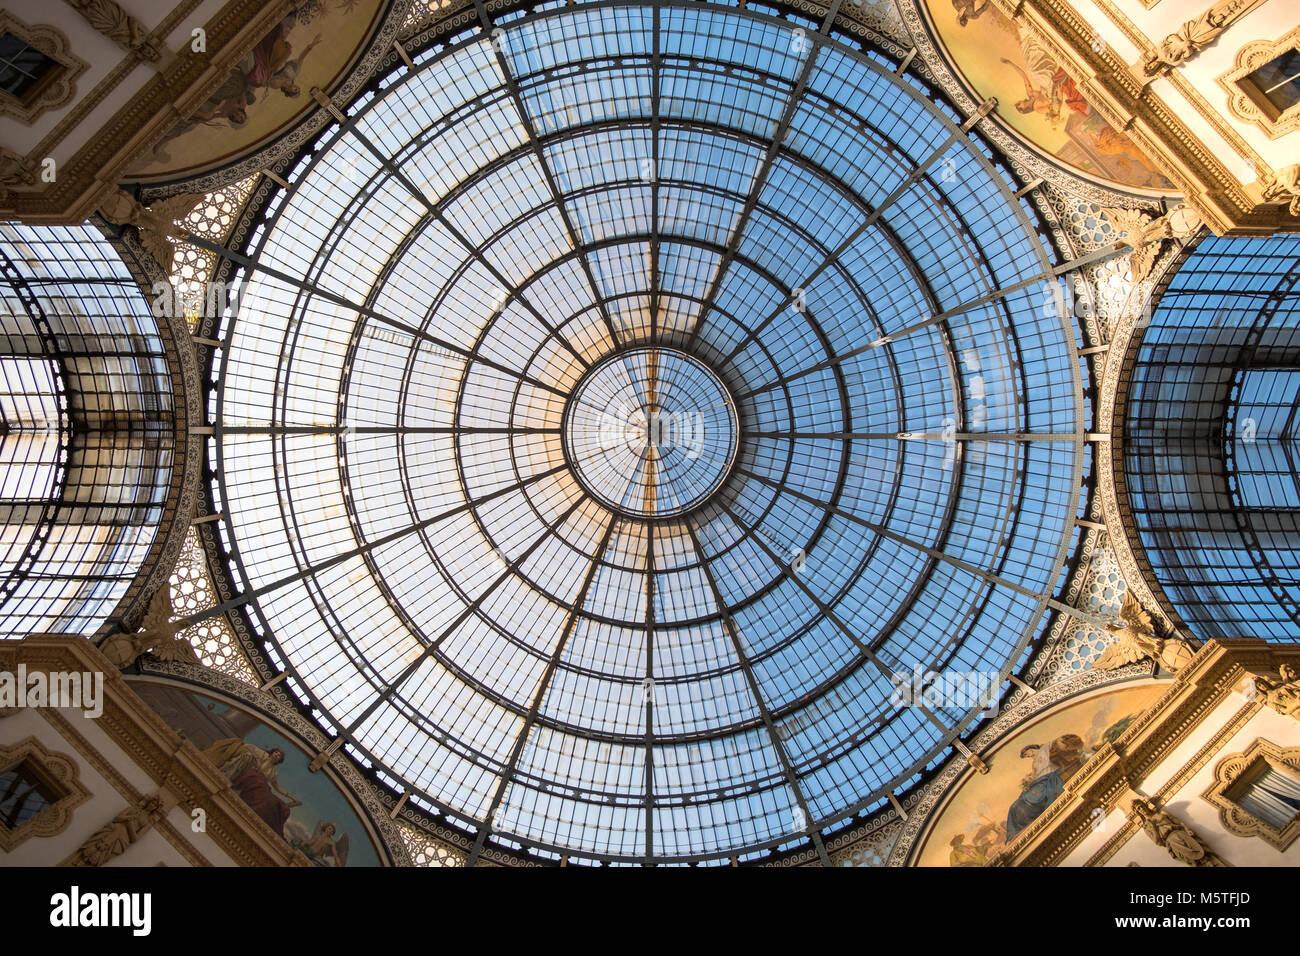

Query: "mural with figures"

xmin=130 ymin=681 xmax=382 ymax=866
xmin=924 ymin=1 xmax=1175 ymax=192
xmin=914 ymin=681 xmax=1168 ymax=866
xmin=127 ymin=0 xmax=386 ymax=181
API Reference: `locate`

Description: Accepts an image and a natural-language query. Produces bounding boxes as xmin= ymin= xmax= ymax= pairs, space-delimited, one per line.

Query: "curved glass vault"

xmin=1 ymin=223 xmax=175 ymax=637
xmin=209 ymin=2 xmax=1088 ymax=862
xmin=1125 ymin=233 xmax=1300 ymax=642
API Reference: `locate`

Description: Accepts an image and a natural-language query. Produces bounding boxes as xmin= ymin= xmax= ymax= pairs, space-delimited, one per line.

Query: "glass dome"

xmin=208 ymin=1 xmax=1087 ymax=863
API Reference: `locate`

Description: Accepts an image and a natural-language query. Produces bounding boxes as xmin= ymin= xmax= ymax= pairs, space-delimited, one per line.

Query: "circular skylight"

xmin=562 ymin=348 xmax=738 ymax=517
xmin=209 ymin=1 xmax=1086 ymax=864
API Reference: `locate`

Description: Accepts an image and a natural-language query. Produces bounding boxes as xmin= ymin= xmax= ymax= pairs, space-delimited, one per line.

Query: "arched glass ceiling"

xmin=209 ymin=1 xmax=1087 ymax=863
xmin=1125 ymin=233 xmax=1300 ymax=642
xmin=0 ymin=223 xmax=175 ymax=637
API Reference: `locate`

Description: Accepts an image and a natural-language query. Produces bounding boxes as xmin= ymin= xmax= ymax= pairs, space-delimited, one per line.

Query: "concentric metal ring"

xmin=562 ymin=348 xmax=738 ymax=517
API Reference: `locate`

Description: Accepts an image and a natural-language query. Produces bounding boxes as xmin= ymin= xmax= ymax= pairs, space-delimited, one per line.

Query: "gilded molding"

xmin=1084 ymin=695 xmax=1258 ymax=865
xmin=3 ymin=0 xmax=299 ymax=223
xmin=1138 ymin=0 xmax=1264 ymax=78
xmin=140 ymin=0 xmax=414 ymax=198
xmin=132 ymin=660 xmax=415 ymax=866
xmin=982 ymin=639 xmax=1298 ymax=866
xmin=38 ymin=708 xmax=210 ymax=867
xmin=889 ymin=662 xmax=1156 ymax=866
xmin=61 ymin=0 xmax=165 ymax=62
xmin=987 ymin=0 xmax=1298 ymax=233
xmin=1091 ymin=0 xmax=1271 ymax=178
xmin=5 ymin=635 xmax=306 ymax=866
xmin=61 ymin=790 xmax=174 ymax=867
xmin=1127 ymin=795 xmax=1227 ymax=864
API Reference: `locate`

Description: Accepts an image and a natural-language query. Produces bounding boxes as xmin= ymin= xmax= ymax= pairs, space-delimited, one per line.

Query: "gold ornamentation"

xmin=96 ymin=189 xmax=203 ymax=274
xmin=61 ymin=0 xmax=163 ymax=61
xmin=0 ymin=13 xmax=89 ymax=125
xmin=1100 ymin=203 xmax=1202 ymax=283
xmin=1141 ymin=0 xmax=1263 ymax=77
xmin=7 ymin=636 xmax=307 ymax=866
xmin=1252 ymin=663 xmax=1300 ymax=721
xmin=2 ymin=0 xmax=292 ymax=221
xmin=1091 ymin=590 xmax=1197 ymax=674
xmin=985 ymin=0 xmax=1293 ymax=233
xmin=63 ymin=792 xmax=172 ymax=867
xmin=1218 ymin=28 xmax=1300 ymax=139
xmin=1204 ymin=739 xmax=1300 ymax=851
xmin=1258 ymin=164 xmax=1300 ymax=219
xmin=0 ymin=737 xmax=91 ymax=852
xmin=1128 ymin=797 xmax=1227 ymax=865
xmin=0 ymin=148 xmax=37 ymax=203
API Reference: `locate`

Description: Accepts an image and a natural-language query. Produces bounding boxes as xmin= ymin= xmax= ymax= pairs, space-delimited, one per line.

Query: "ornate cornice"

xmin=140 ymin=0 xmax=412 ymax=199
xmin=1 ymin=0 xmax=296 ymax=223
xmin=994 ymin=638 xmax=1300 ymax=866
xmin=889 ymin=661 xmax=1157 ymax=865
xmin=133 ymin=658 xmax=418 ymax=866
xmin=2 ymin=635 xmax=306 ymax=866
xmin=986 ymin=0 xmax=1298 ymax=234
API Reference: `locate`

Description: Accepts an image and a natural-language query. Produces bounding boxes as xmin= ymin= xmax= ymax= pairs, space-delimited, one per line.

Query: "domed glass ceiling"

xmin=208 ymin=1 xmax=1087 ymax=863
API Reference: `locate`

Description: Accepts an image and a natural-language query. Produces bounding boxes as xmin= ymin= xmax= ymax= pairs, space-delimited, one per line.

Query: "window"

xmin=1207 ymin=739 xmax=1300 ymax=851
xmin=0 ymin=32 xmax=60 ymax=104
xmin=0 ymin=759 xmax=59 ymax=831
xmin=1238 ymin=47 xmax=1300 ymax=121
xmin=1220 ymin=30 xmax=1300 ymax=138
xmin=1227 ymin=759 xmax=1300 ymax=830
xmin=0 ymin=739 xmax=89 ymax=851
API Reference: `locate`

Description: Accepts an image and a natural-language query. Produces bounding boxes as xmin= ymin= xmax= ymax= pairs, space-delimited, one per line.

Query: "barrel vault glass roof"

xmin=1 ymin=223 xmax=173 ymax=638
xmin=206 ymin=1 xmax=1089 ymax=863
xmin=1126 ymin=233 xmax=1300 ymax=643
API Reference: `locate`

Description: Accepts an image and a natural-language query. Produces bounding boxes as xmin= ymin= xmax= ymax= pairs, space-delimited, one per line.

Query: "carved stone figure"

xmin=67 ymin=793 xmax=169 ymax=866
xmin=1254 ymin=664 xmax=1300 ymax=720
xmin=98 ymin=584 xmax=197 ymax=670
xmin=96 ymin=188 xmax=201 ymax=273
xmin=1142 ymin=0 xmax=1258 ymax=76
xmin=1101 ymin=203 xmax=1202 ymax=282
xmin=1259 ymin=164 xmax=1300 ymax=218
xmin=0 ymin=148 xmax=36 ymax=202
xmin=1128 ymin=798 xmax=1226 ymax=866
xmin=1092 ymin=590 xmax=1196 ymax=674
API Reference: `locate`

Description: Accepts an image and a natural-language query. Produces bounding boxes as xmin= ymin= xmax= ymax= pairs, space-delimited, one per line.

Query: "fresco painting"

xmin=927 ymin=1 xmax=1176 ymax=191
xmin=131 ymin=681 xmax=382 ymax=866
xmin=915 ymin=682 xmax=1168 ymax=866
xmin=129 ymin=0 xmax=385 ymax=180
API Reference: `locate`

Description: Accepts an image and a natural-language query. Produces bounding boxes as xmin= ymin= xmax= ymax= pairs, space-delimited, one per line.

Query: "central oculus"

xmin=562 ymin=348 xmax=739 ymax=518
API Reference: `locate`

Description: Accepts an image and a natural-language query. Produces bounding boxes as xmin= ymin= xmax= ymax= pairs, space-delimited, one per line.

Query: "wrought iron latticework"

xmin=192 ymin=0 xmax=1093 ymax=865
